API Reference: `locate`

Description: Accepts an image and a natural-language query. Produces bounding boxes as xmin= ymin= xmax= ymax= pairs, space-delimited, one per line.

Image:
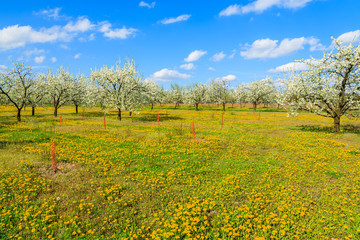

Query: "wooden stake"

xmin=192 ymin=122 xmax=195 ymax=140
xmin=60 ymin=116 xmax=62 ymax=126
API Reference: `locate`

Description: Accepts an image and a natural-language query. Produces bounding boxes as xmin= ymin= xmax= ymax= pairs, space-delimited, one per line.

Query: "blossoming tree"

xmin=280 ymin=39 xmax=360 ymax=132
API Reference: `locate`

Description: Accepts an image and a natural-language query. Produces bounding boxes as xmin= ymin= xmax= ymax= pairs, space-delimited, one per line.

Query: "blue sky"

xmin=1 ymin=0 xmax=360 ymax=88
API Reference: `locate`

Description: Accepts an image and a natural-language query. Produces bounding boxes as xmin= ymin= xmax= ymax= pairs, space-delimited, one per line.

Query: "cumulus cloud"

xmin=180 ymin=63 xmax=195 ymax=70
xmin=149 ymin=68 xmax=191 ymax=82
xmin=34 ymin=55 xmax=45 ymax=63
xmin=212 ymin=51 xmax=226 ymax=62
xmin=240 ymin=37 xmax=322 ymax=59
xmin=74 ymin=53 xmax=81 ymax=59
xmin=268 ymin=62 xmax=310 ymax=73
xmin=0 ymin=25 xmax=70 ymax=50
xmin=335 ymin=30 xmax=360 ymax=45
xmin=64 ymin=17 xmax=94 ymax=32
xmin=160 ymin=14 xmax=191 ymax=24
xmin=216 ymin=74 xmax=237 ymax=81
xmin=139 ymin=1 xmax=156 ymax=8
xmin=51 ymin=57 xmax=57 ymax=63
xmin=184 ymin=50 xmax=207 ymax=62
xmin=208 ymin=67 xmax=216 ymax=71
xmin=99 ymin=22 xmax=137 ymax=39
xmin=220 ymin=0 xmax=314 ymax=16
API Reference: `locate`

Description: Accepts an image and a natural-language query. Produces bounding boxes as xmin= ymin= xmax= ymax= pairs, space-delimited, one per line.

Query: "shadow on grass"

xmin=131 ymin=113 xmax=183 ymax=122
xmin=297 ymin=124 xmax=360 ymax=134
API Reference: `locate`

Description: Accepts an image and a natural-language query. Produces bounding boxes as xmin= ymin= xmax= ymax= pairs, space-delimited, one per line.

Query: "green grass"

xmin=0 ymin=105 xmax=359 ymax=239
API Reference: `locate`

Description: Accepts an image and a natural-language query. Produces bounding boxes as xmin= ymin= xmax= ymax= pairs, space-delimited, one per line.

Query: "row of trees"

xmin=0 ymin=60 xmax=279 ymax=121
xmin=1 ymin=38 xmax=360 ymax=132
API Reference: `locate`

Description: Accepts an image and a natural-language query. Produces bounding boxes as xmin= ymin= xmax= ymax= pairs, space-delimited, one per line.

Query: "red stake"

xmin=192 ymin=122 xmax=195 ymax=140
xmin=82 ymin=111 xmax=84 ymax=119
xmin=253 ymin=108 xmax=255 ymax=116
xmin=60 ymin=116 xmax=62 ymax=126
xmin=157 ymin=113 xmax=160 ymax=124
xmin=51 ymin=141 xmax=57 ymax=171
xmin=258 ymin=112 xmax=261 ymax=121
xmin=199 ymin=111 xmax=200 ymax=120
xmin=104 ymin=116 xmax=106 ymax=129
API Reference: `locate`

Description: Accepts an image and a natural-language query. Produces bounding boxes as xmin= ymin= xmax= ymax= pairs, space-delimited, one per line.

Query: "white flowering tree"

xmin=234 ymin=83 xmax=248 ymax=108
xmin=91 ymin=59 xmax=146 ymax=120
xmin=45 ymin=67 xmax=74 ymax=117
xmin=246 ymin=77 xmax=276 ymax=111
xmin=280 ymin=39 xmax=360 ymax=132
xmin=144 ymin=80 xmax=164 ymax=110
xmin=70 ymin=74 xmax=88 ymax=114
xmin=27 ymin=73 xmax=47 ymax=116
xmin=170 ymin=84 xmax=184 ymax=109
xmin=185 ymin=83 xmax=208 ymax=110
xmin=208 ymin=78 xmax=229 ymax=111
xmin=0 ymin=62 xmax=33 ymax=121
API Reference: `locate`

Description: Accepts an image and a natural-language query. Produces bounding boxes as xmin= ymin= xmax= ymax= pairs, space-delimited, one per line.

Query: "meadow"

xmin=0 ymin=105 xmax=360 ymax=240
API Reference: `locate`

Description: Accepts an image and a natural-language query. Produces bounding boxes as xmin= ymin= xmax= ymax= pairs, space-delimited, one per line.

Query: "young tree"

xmin=144 ymin=80 xmax=164 ymax=110
xmin=208 ymin=78 xmax=229 ymax=111
xmin=234 ymin=83 xmax=247 ymax=108
xmin=246 ymin=77 xmax=275 ymax=111
xmin=91 ymin=59 xmax=145 ymax=120
xmin=70 ymin=74 xmax=88 ymax=114
xmin=45 ymin=67 xmax=73 ymax=117
xmin=0 ymin=62 xmax=33 ymax=121
xmin=27 ymin=73 xmax=46 ymax=116
xmin=185 ymin=83 xmax=208 ymax=110
xmin=170 ymin=83 xmax=184 ymax=109
xmin=280 ymin=38 xmax=360 ymax=132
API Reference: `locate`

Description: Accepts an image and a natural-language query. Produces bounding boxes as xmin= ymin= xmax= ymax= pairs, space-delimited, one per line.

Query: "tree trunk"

xmin=151 ymin=103 xmax=154 ymax=110
xmin=54 ymin=108 xmax=58 ymax=117
xmin=222 ymin=103 xmax=226 ymax=111
xmin=253 ymin=103 xmax=257 ymax=112
xmin=334 ymin=116 xmax=341 ymax=133
xmin=75 ymin=105 xmax=79 ymax=114
xmin=174 ymin=104 xmax=177 ymax=109
xmin=196 ymin=103 xmax=199 ymax=111
xmin=32 ymin=106 xmax=35 ymax=116
xmin=17 ymin=108 xmax=21 ymax=122
xmin=118 ymin=108 xmax=122 ymax=121
xmin=129 ymin=111 xmax=132 ymax=116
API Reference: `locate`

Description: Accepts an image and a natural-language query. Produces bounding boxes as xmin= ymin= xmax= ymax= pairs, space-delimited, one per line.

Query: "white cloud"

xmin=180 ymin=63 xmax=195 ymax=70
xmin=60 ymin=44 xmax=70 ymax=49
xmin=0 ymin=65 xmax=7 ymax=73
xmin=51 ymin=57 xmax=57 ymax=63
xmin=149 ymin=68 xmax=191 ymax=82
xmin=99 ymin=22 xmax=137 ymax=39
xmin=228 ymin=50 xmax=236 ymax=59
xmin=35 ymin=7 xmax=63 ymax=20
xmin=208 ymin=67 xmax=216 ymax=71
xmin=139 ymin=1 xmax=156 ymax=8
xmin=24 ymin=48 xmax=45 ymax=57
xmin=0 ymin=25 xmax=69 ymax=50
xmin=160 ymin=14 xmax=191 ymax=24
xmin=212 ymin=51 xmax=226 ymax=62
xmin=217 ymin=74 xmax=237 ymax=81
xmin=184 ymin=50 xmax=207 ymax=62
xmin=34 ymin=55 xmax=45 ymax=63
xmin=268 ymin=62 xmax=310 ymax=73
xmin=64 ymin=17 xmax=94 ymax=32
xmin=220 ymin=0 xmax=314 ymax=16
xmin=240 ymin=37 xmax=322 ymax=59
xmin=335 ymin=30 xmax=360 ymax=45
xmin=74 ymin=53 xmax=81 ymax=59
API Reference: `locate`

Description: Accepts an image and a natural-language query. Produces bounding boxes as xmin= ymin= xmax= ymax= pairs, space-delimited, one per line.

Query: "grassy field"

xmin=0 ymin=105 xmax=360 ymax=240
